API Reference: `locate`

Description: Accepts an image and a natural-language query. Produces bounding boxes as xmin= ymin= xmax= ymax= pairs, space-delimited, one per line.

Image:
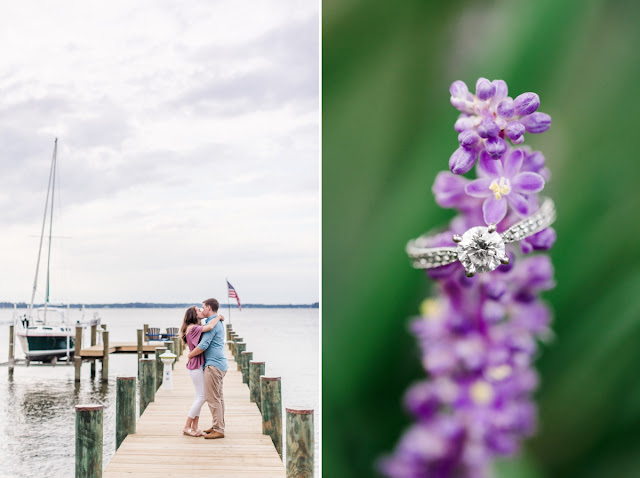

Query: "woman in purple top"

xmin=179 ymin=306 xmax=223 ymax=437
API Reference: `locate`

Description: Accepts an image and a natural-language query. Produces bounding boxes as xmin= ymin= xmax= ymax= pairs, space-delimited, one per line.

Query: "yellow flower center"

xmin=420 ymin=298 xmax=442 ymax=320
xmin=489 ymin=177 xmax=511 ymax=200
xmin=486 ymin=364 xmax=512 ymax=381
xmin=470 ymin=380 xmax=494 ymax=405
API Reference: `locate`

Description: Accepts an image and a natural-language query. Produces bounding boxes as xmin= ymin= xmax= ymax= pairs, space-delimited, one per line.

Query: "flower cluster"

xmin=448 ymin=78 xmax=551 ymax=175
xmin=380 ymin=79 xmax=556 ymax=478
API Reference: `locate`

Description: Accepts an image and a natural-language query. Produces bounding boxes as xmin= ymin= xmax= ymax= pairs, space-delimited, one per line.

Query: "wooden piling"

xmin=139 ymin=358 xmax=156 ymax=415
xmin=229 ymin=333 xmax=237 ymax=355
xmin=116 ymin=377 xmax=136 ymax=450
xmin=136 ymin=329 xmax=143 ymax=360
xmin=233 ymin=337 xmax=243 ymax=360
xmin=261 ymin=376 xmax=283 ymax=458
xmin=235 ymin=342 xmax=246 ymax=370
xmin=286 ymin=407 xmax=314 ymax=478
xmin=240 ymin=351 xmax=252 ymax=384
xmin=143 ymin=324 xmax=149 ymax=343
xmin=164 ymin=341 xmax=175 ymax=370
xmin=250 ymin=361 xmax=266 ymax=410
xmin=75 ymin=404 xmax=103 ymax=478
xmin=102 ymin=330 xmax=109 ymax=382
xmin=226 ymin=323 xmax=232 ymax=341
xmin=154 ymin=347 xmax=167 ymax=391
xmin=75 ymin=326 xmax=83 ymax=382
xmin=172 ymin=338 xmax=180 ymax=361
xmin=90 ymin=324 xmax=97 ymax=378
xmin=8 ymin=324 xmax=14 ymax=376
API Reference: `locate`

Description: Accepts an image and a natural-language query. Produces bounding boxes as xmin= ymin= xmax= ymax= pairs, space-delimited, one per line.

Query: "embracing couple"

xmin=179 ymin=298 xmax=228 ymax=439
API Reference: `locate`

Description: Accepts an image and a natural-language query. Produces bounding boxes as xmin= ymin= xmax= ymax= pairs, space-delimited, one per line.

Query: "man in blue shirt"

xmin=188 ymin=298 xmax=228 ymax=439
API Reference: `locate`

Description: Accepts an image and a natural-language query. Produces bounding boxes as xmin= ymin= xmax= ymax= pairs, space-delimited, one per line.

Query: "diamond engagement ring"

xmin=406 ymin=198 xmax=556 ymax=277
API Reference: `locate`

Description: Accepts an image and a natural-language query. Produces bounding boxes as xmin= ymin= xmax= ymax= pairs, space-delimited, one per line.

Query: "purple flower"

xmin=464 ymin=150 xmax=545 ymax=224
xmin=448 ymin=79 xmax=552 ymax=173
xmin=383 ymin=79 xmax=555 ymax=478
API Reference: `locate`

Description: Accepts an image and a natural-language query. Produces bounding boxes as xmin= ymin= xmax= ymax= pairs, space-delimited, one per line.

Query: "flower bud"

xmin=484 ymin=280 xmax=506 ymax=300
xmin=458 ymin=130 xmax=481 ymax=148
xmin=527 ymin=228 xmax=557 ymax=251
xmin=497 ymin=98 xmax=515 ymax=119
xmin=514 ymin=93 xmax=540 ymax=116
xmin=450 ymin=96 xmax=469 ymax=112
xmin=497 ymin=251 xmax=515 ymax=273
xmin=450 ymin=80 xmax=469 ymax=98
xmin=482 ymin=301 xmax=505 ymax=323
xmin=449 ymin=147 xmax=477 ymax=175
xmin=492 ymin=80 xmax=508 ymax=102
xmin=405 ymin=382 xmax=438 ymax=420
xmin=478 ymin=120 xmax=500 ymax=139
xmin=485 ymin=137 xmax=507 ymax=158
xmin=520 ymin=112 xmax=551 ymax=133
xmin=521 ymin=240 xmax=533 ymax=254
xmin=476 ymin=78 xmax=495 ymax=101
xmin=506 ymin=121 xmax=526 ymax=142
xmin=522 ymin=151 xmax=545 ymax=172
xmin=454 ymin=116 xmax=476 ymax=132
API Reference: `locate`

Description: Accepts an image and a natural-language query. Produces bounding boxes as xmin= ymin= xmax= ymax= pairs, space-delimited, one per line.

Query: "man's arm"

xmin=201 ymin=315 xmax=223 ymax=333
xmin=188 ymin=329 xmax=213 ymax=359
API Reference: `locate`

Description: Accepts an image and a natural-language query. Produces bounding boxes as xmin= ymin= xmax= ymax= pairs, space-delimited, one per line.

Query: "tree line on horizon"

xmin=0 ymin=302 xmax=319 ymax=309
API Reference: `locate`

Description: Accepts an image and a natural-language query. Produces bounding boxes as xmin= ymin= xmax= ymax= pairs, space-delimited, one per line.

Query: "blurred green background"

xmin=322 ymin=0 xmax=640 ymax=477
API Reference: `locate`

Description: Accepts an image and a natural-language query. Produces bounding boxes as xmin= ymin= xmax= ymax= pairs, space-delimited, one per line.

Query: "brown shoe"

xmin=203 ymin=426 xmax=214 ymax=434
xmin=204 ymin=431 xmax=225 ymax=439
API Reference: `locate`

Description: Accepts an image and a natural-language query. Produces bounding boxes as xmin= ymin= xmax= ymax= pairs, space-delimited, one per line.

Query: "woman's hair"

xmin=180 ymin=306 xmax=199 ymax=344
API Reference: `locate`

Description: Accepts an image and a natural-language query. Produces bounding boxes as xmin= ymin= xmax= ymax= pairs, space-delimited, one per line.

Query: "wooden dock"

xmin=79 ymin=343 xmax=160 ymax=357
xmin=103 ymin=344 xmax=285 ymax=477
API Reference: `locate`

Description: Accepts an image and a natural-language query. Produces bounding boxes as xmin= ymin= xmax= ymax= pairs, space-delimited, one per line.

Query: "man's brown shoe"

xmin=203 ymin=426 xmax=214 ymax=434
xmin=204 ymin=431 xmax=224 ymax=439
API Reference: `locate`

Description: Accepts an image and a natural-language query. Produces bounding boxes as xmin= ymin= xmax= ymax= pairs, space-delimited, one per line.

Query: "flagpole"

xmin=226 ymin=277 xmax=232 ymax=326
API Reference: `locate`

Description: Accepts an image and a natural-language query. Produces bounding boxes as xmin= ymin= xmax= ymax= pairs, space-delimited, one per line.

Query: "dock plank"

xmin=103 ymin=344 xmax=284 ymax=477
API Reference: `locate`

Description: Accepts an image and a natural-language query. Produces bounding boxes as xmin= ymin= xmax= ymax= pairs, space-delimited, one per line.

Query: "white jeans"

xmin=188 ymin=367 xmax=206 ymax=419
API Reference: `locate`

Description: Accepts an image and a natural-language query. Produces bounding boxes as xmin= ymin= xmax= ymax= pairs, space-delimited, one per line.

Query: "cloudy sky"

xmin=0 ymin=1 xmax=319 ymax=304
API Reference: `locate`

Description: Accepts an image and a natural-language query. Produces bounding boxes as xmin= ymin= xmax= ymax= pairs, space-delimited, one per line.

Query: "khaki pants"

xmin=205 ymin=365 xmax=226 ymax=432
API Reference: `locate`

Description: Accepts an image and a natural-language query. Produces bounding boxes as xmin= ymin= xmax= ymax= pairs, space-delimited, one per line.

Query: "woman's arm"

xmin=201 ymin=314 xmax=224 ymax=332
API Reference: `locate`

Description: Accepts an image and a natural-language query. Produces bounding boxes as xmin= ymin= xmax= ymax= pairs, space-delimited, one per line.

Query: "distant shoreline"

xmin=0 ymin=302 xmax=319 ymax=309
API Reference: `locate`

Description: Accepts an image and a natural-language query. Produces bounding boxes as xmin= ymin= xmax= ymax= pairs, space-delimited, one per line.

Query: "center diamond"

xmin=456 ymin=226 xmax=506 ymax=276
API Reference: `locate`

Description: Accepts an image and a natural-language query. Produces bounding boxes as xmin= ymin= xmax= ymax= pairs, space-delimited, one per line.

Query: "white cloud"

xmin=0 ymin=0 xmax=319 ymax=304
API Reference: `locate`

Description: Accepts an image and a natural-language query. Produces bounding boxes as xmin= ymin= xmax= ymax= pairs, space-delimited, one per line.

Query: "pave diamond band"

xmin=406 ymin=198 xmax=556 ymax=276
xmin=501 ymin=197 xmax=555 ymax=243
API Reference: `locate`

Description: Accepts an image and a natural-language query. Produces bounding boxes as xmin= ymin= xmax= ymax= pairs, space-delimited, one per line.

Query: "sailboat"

xmin=16 ymin=139 xmax=76 ymax=363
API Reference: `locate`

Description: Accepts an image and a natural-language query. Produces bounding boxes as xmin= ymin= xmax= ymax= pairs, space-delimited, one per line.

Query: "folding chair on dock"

xmin=146 ymin=327 xmax=161 ymax=341
xmin=164 ymin=327 xmax=179 ymax=339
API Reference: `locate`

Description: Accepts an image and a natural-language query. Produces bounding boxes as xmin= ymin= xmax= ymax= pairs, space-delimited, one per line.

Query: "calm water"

xmin=0 ymin=307 xmax=319 ymax=478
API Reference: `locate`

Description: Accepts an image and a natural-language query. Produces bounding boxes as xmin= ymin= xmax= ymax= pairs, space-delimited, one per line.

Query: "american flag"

xmin=227 ymin=280 xmax=241 ymax=311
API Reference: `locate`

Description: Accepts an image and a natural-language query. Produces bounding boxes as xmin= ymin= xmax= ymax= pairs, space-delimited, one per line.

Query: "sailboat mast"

xmin=28 ymin=138 xmax=58 ymax=320
xmin=43 ymin=139 xmax=58 ymax=323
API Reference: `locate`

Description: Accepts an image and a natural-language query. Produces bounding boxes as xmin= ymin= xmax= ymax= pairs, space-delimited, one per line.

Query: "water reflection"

xmin=0 ymin=368 xmax=119 ymax=477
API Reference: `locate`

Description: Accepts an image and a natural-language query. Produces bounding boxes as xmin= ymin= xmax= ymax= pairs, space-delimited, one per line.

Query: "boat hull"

xmin=17 ymin=333 xmax=75 ymax=362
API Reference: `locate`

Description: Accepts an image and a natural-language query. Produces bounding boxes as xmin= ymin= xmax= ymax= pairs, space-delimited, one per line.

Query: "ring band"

xmin=406 ymin=198 xmax=556 ymax=276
